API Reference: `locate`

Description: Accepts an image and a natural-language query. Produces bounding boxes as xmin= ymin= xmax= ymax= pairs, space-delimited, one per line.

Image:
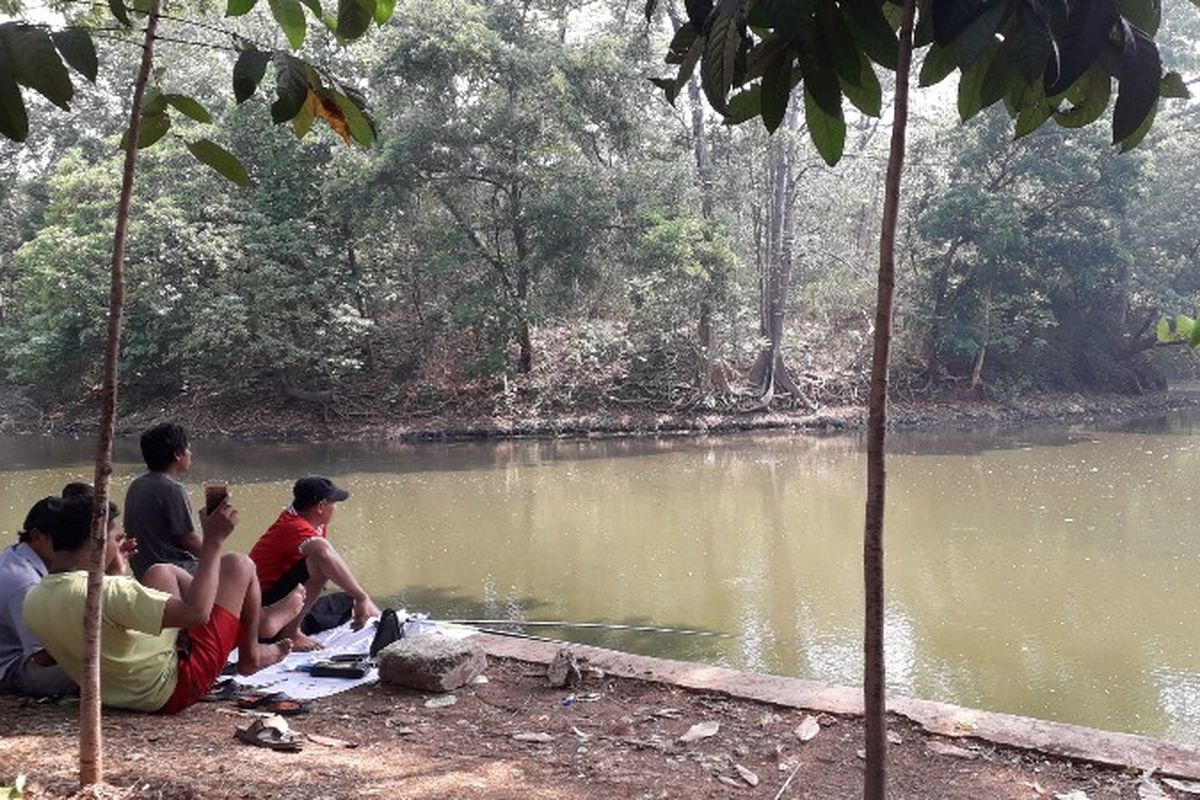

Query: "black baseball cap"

xmin=20 ymin=496 xmax=63 ymax=538
xmin=293 ymin=475 xmax=350 ymax=508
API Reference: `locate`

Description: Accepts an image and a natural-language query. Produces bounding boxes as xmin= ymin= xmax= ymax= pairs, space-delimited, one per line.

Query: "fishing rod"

xmin=441 ymin=619 xmax=731 ymax=638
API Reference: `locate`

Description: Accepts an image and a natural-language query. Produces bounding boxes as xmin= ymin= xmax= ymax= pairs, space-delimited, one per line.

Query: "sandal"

xmin=200 ymin=678 xmax=240 ymax=702
xmin=237 ymin=691 xmax=285 ymax=710
xmin=236 ymin=692 xmax=312 ymax=715
xmin=235 ymin=717 xmax=304 ymax=752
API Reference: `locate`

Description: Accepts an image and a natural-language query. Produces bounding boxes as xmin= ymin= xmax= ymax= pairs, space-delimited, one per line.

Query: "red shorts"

xmin=158 ymin=605 xmax=242 ymax=714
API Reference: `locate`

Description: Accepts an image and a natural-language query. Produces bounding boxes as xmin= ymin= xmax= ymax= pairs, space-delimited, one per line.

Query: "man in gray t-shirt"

xmin=125 ymin=423 xmax=200 ymax=580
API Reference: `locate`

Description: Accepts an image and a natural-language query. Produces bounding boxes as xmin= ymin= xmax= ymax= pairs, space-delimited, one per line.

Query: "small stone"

xmin=887 ymin=731 xmax=902 ymax=745
xmin=794 ymin=715 xmax=820 ymax=742
xmin=679 ymin=721 xmax=719 ymax=743
xmin=735 ymin=764 xmax=758 ymax=787
xmin=512 ymin=732 xmax=554 ymax=743
xmin=759 ymin=712 xmax=781 ymax=728
xmin=424 ymin=694 xmax=457 ymax=709
xmin=471 ymin=674 xmax=489 ymax=685
xmin=547 ymin=648 xmax=585 ymax=688
xmin=717 ymin=776 xmax=741 ymax=788
xmin=1053 ymin=792 xmax=1090 ymax=800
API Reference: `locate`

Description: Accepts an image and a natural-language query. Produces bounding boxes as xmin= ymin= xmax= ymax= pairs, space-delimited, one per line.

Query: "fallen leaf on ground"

xmin=679 ymin=720 xmax=719 ymax=743
xmin=306 ymin=733 xmax=357 ymax=748
xmin=735 ymin=764 xmax=758 ymax=787
xmin=424 ymin=695 xmax=457 ymax=708
xmin=1165 ymin=778 xmax=1200 ymax=795
xmin=654 ymin=707 xmax=682 ymax=719
xmin=717 ymin=775 xmax=741 ymax=788
xmin=795 ymin=715 xmax=820 ymax=742
xmin=512 ymin=732 xmax=555 ymax=743
xmin=926 ymin=740 xmax=978 ymax=759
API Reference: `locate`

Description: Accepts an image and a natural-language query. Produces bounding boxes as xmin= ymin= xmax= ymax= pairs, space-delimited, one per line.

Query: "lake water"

xmin=1 ymin=406 xmax=1198 ymax=744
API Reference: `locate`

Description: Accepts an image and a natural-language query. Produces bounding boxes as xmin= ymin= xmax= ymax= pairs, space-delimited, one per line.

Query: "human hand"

xmin=351 ymin=596 xmax=381 ymax=630
xmin=198 ymin=500 xmax=238 ymax=546
xmin=120 ymin=535 xmax=138 ymax=557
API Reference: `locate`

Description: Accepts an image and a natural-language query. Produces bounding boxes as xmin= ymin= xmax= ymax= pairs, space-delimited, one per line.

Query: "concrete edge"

xmin=472 ymin=633 xmax=1200 ymax=781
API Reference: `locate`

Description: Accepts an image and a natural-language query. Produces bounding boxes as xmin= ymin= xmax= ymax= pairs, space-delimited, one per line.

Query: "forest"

xmin=1 ymin=0 xmax=1199 ymax=427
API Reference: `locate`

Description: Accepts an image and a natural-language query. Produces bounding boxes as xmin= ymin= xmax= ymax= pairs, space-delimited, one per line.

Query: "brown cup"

xmin=203 ymin=482 xmax=229 ymax=514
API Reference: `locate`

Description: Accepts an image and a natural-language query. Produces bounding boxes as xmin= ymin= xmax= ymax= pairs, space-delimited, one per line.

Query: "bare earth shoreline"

xmin=2 ymin=388 xmax=1198 ymax=443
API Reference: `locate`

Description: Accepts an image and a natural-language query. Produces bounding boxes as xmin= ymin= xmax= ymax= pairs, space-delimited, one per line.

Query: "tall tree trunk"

xmin=80 ymin=0 xmax=160 ymax=786
xmin=750 ymin=106 xmax=802 ymax=404
xmin=863 ymin=2 xmax=914 ymax=798
xmin=969 ymin=288 xmax=991 ymax=398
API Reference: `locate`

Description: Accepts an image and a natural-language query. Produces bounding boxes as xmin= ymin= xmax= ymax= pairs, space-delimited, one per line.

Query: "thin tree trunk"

xmin=80 ymin=0 xmax=160 ymax=786
xmin=863 ymin=2 xmax=914 ymax=799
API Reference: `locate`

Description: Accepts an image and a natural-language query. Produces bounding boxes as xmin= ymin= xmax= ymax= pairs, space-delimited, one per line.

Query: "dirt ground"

xmin=0 ymin=657 xmax=1172 ymax=800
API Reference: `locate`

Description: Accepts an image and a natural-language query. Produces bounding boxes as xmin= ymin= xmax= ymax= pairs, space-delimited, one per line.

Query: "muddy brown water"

xmin=2 ymin=404 xmax=1198 ymax=745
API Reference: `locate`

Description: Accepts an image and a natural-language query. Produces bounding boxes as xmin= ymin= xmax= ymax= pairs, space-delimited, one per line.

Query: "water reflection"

xmin=0 ymin=404 xmax=1198 ymax=745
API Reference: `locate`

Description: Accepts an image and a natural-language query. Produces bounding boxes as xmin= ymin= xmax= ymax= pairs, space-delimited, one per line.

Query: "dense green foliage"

xmin=0 ymin=0 xmax=1198 ymax=417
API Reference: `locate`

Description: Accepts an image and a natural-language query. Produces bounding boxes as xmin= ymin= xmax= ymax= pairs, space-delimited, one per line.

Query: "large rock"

xmin=376 ymin=633 xmax=487 ymax=693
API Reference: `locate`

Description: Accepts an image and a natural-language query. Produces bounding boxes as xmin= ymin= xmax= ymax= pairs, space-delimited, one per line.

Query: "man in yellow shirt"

xmin=24 ymin=494 xmax=298 ymax=713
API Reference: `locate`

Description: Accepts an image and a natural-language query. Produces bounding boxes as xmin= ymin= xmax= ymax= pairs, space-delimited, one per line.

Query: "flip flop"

xmin=260 ymin=697 xmax=313 ymax=716
xmin=235 ymin=717 xmax=304 ymax=752
xmin=237 ymin=691 xmax=286 ymax=710
xmin=200 ymin=678 xmax=239 ymax=702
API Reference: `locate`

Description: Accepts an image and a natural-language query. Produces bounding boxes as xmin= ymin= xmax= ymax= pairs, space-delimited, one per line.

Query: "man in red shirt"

xmin=249 ymin=476 xmax=380 ymax=651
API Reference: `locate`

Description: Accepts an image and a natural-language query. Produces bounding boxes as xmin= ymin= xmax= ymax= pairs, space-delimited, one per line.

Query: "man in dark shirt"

xmin=125 ymin=423 xmax=200 ymax=580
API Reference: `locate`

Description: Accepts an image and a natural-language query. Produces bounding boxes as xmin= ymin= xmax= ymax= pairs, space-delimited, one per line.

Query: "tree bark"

xmin=750 ymin=106 xmax=802 ymax=405
xmin=80 ymin=0 xmax=161 ymax=786
xmin=863 ymin=2 xmax=914 ymax=799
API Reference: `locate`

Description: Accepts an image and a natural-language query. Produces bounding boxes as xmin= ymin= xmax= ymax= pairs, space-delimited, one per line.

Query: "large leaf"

xmin=684 ymin=0 xmax=713 ymax=31
xmin=1117 ymin=96 xmax=1155 ymax=151
xmin=956 ymin=41 xmax=996 ymax=120
xmin=120 ymin=111 xmax=170 ymax=149
xmin=336 ymin=0 xmax=375 ymax=39
xmin=50 ymin=29 xmax=98 ymax=82
xmin=815 ymin=0 xmax=860 ymax=86
xmin=323 ymin=88 xmax=374 ymax=145
xmin=292 ymin=89 xmax=319 ymax=137
xmin=931 ymin=0 xmax=987 ymax=45
xmin=1014 ymin=97 xmax=1052 ymax=137
xmin=1052 ymin=64 xmax=1111 ymax=128
xmin=0 ymin=65 xmax=28 ymax=142
xmin=233 ymin=47 xmax=271 ymax=103
xmin=108 ymin=0 xmax=131 ymax=26
xmin=226 ymin=0 xmax=258 ymax=14
xmin=666 ymin=22 xmax=698 ymax=63
xmin=141 ymin=85 xmax=167 ymax=115
xmin=759 ymin=0 xmax=816 ymax=48
xmin=2 ymin=24 xmax=73 ymax=110
xmin=1015 ymin=1 xmax=1055 ymax=84
xmin=724 ymin=84 xmax=761 ymax=123
xmin=269 ymin=0 xmax=307 ymax=49
xmin=839 ymin=0 xmax=897 ymax=69
xmin=271 ymin=52 xmax=309 ymax=123
xmin=799 ymin=37 xmax=842 ymax=117
xmin=700 ymin=0 xmax=744 ymax=114
xmin=948 ymin=0 xmax=1006 ymax=70
xmin=1047 ymin=0 xmax=1118 ymax=95
xmin=187 ymin=138 xmax=251 ymax=186
xmin=1160 ymin=71 xmax=1189 ymax=99
xmin=373 ymin=0 xmax=395 ymax=24
xmin=759 ymin=47 xmax=792 ymax=132
xmin=1112 ymin=20 xmax=1161 ymax=143
xmin=804 ymin=84 xmax=844 ymax=165
xmin=840 ymin=50 xmax=881 ymax=116
xmin=1115 ymin=0 xmax=1160 ymax=35
xmin=919 ymin=41 xmax=956 ymax=86
xmin=163 ymin=93 xmax=212 ymax=123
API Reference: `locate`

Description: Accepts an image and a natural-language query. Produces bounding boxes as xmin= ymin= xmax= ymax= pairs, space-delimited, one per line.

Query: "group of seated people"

xmin=0 ymin=422 xmax=380 ymax=714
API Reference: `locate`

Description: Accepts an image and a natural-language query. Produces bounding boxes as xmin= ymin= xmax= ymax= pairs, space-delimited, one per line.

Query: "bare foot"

xmin=290 ymin=632 xmax=324 ymax=652
xmin=238 ymin=638 xmax=293 ymax=675
xmin=259 ymin=586 xmax=306 ymax=639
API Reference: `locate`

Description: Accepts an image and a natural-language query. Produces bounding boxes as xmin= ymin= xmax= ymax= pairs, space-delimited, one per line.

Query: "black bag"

xmin=300 ymin=592 xmax=355 ymax=635
xmin=369 ymin=608 xmax=404 ymax=657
